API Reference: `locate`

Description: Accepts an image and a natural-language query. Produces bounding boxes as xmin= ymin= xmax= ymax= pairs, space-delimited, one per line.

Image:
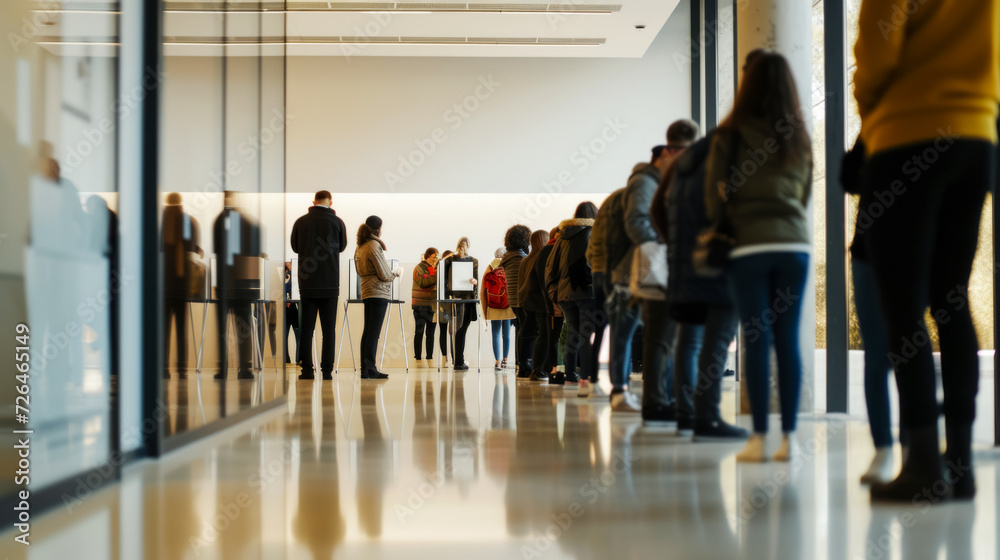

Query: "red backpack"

xmin=483 ymin=267 xmax=509 ymax=310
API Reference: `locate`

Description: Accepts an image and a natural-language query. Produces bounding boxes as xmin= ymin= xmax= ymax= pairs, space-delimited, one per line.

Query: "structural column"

xmin=735 ymin=0 xmax=816 ymax=413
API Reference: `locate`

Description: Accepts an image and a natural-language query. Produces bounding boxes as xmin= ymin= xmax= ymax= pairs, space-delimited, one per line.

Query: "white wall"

xmin=285 ymin=3 xmax=692 ymax=195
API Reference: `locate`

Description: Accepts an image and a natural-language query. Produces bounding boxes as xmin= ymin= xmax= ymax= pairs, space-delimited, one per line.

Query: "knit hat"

xmin=365 ymin=215 xmax=383 ymax=230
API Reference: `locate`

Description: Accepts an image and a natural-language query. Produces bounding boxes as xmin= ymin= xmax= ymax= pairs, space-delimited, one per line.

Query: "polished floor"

xmin=6 ymin=368 xmax=1000 ymax=559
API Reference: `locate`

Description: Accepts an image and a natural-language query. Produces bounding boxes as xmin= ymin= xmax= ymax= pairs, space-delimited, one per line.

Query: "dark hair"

xmin=504 ymin=225 xmax=531 ymax=253
xmin=423 ymin=247 xmax=438 ymax=260
xmin=314 ymin=190 xmax=332 ymax=202
xmin=357 ymin=223 xmax=380 ymax=246
xmin=441 ymin=250 xmax=454 ymax=259
xmin=666 ymin=119 xmax=699 ymax=146
xmin=722 ymin=50 xmax=811 ymax=165
xmin=651 ymin=145 xmax=667 ymax=163
xmin=529 ymin=230 xmax=549 ymax=254
xmin=574 ymin=202 xmax=598 ymax=219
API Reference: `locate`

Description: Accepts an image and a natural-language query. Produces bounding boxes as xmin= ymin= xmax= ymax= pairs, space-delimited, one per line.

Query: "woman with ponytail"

xmin=355 ymin=215 xmax=401 ymax=379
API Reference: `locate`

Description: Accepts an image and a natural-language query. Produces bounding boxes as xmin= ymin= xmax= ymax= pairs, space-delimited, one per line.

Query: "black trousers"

xmin=514 ymin=307 xmax=537 ymax=372
xmin=300 ymin=296 xmax=338 ymax=374
xmin=284 ymin=302 xmax=300 ymax=363
xmin=164 ymin=298 xmax=188 ymax=374
xmin=413 ymin=306 xmax=436 ymax=359
xmin=454 ymin=302 xmax=475 ymax=365
xmin=216 ymin=297 xmax=253 ymax=375
xmin=531 ymin=311 xmax=549 ymax=375
xmin=861 ymin=139 xmax=995 ymax=430
xmin=544 ymin=314 xmax=564 ymax=373
xmin=360 ymin=297 xmax=389 ymax=372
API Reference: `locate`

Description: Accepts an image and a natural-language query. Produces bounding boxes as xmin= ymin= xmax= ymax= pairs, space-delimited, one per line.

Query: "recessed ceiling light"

xmin=635 ymin=25 xmax=646 ymax=29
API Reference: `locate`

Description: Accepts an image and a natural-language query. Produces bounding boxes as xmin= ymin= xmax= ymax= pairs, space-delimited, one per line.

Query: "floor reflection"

xmin=10 ymin=370 xmax=1000 ymax=559
xmin=162 ymin=369 xmax=285 ymax=436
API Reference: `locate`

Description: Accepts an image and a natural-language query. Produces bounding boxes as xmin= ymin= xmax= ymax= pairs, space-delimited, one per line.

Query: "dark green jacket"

xmin=704 ymin=122 xmax=812 ymax=248
xmin=411 ymin=260 xmax=436 ymax=307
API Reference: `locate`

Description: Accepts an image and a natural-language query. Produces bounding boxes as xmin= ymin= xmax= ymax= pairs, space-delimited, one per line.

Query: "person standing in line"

xmin=444 ymin=237 xmax=479 ymax=371
xmin=355 ymin=216 xmax=400 ymax=379
xmin=517 ymin=229 xmax=551 ymax=381
xmin=546 ymin=203 xmax=599 ymax=389
xmin=855 ymin=0 xmax=999 ymax=501
xmin=483 ymin=248 xmax=515 ymax=371
xmin=412 ymin=247 xmax=440 ymax=368
xmin=530 ymin=227 xmax=562 ymax=383
xmin=438 ymin=250 xmax=455 ymax=365
xmin=162 ymin=192 xmax=203 ymax=379
xmin=705 ymin=52 xmax=813 ymax=463
xmin=652 ymin=127 xmax=750 ymax=441
xmin=283 ymin=262 xmax=301 ymax=365
xmin=585 ymin=191 xmax=618 ymax=392
xmin=500 ymin=225 xmax=533 ymax=376
xmin=290 ymin=190 xmax=347 ymax=380
xmin=213 ymin=190 xmax=264 ymax=380
xmin=627 ymin=131 xmax=697 ymax=421
xmin=585 ymin=189 xmax=627 ymax=397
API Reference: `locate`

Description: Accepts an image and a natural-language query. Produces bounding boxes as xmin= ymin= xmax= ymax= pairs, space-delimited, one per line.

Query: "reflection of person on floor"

xmin=213 ymin=190 xmax=263 ymax=380
xmin=358 ymin=382 xmax=390 ymax=537
xmin=162 ymin=192 xmax=202 ymax=379
xmin=283 ymin=262 xmax=301 ymax=364
xmin=293 ymin=381 xmax=345 ymax=557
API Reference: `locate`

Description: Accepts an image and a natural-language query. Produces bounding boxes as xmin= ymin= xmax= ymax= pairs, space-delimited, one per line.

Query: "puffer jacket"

xmin=605 ymin=168 xmax=644 ymax=284
xmin=704 ymin=122 xmax=812 ymax=249
xmin=624 ymin=163 xmax=662 ymax=246
xmin=545 ymin=218 xmax=595 ymax=303
xmin=499 ymin=249 xmax=526 ymax=307
xmin=587 ymin=190 xmax=622 ymax=275
xmin=412 ymin=260 xmax=436 ymax=307
xmin=355 ymin=239 xmax=393 ymax=300
xmin=518 ymin=249 xmax=547 ymax=314
xmin=663 ymin=131 xmax=734 ymax=306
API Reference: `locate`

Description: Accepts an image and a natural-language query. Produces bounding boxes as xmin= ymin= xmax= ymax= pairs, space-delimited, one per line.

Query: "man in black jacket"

xmin=291 ymin=190 xmax=348 ymax=380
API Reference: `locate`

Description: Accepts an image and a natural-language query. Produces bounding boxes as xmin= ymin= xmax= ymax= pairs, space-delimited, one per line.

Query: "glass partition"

xmin=159 ymin=1 xmax=287 ymax=438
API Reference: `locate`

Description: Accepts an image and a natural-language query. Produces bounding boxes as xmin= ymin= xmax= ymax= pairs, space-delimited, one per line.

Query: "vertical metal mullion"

xmin=141 ymin=0 xmax=164 ymax=455
xmin=704 ymin=0 xmax=718 ymax=130
xmin=994 ymin=116 xmax=999 ymax=446
xmin=824 ymin=0 xmax=848 ymax=414
xmin=690 ymin=0 xmax=702 ymax=127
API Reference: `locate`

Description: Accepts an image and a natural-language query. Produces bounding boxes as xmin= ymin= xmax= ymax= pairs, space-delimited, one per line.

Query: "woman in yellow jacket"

xmin=854 ymin=0 xmax=999 ymax=502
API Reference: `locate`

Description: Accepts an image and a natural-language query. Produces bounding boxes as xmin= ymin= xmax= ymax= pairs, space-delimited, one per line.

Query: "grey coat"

xmin=355 ymin=239 xmax=394 ymax=300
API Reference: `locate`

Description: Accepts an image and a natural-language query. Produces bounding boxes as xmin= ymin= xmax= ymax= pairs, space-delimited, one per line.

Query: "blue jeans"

xmin=607 ymin=285 xmax=641 ymax=389
xmin=729 ymin=252 xmax=809 ymax=434
xmin=675 ymin=305 xmax=739 ymax=420
xmin=491 ymin=319 xmax=511 ymax=361
xmin=853 ymin=258 xmax=900 ymax=449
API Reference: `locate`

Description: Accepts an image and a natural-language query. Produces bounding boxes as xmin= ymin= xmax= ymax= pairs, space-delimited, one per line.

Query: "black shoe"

xmin=945 ymin=422 xmax=976 ymax=500
xmin=548 ymin=373 xmax=565 ymax=385
xmin=322 ymin=372 xmax=333 ymax=380
xmin=675 ymin=416 xmax=694 ymax=434
xmin=298 ymin=372 xmax=315 ymax=380
xmin=871 ymin=425 xmax=949 ymax=503
xmin=163 ymin=371 xmax=171 ymax=379
xmin=723 ymin=368 xmax=735 ymax=377
xmin=454 ymin=363 xmax=470 ymax=371
xmin=565 ymin=372 xmax=580 ymax=383
xmin=530 ymin=370 xmax=549 ymax=382
xmin=693 ymin=418 xmax=749 ymax=441
xmin=642 ymin=405 xmax=677 ymax=427
xmin=361 ymin=369 xmax=389 ymax=379
xmin=237 ymin=370 xmax=255 ymax=380
xmin=517 ymin=369 xmax=532 ymax=379
xmin=213 ymin=372 xmax=226 ymax=380
xmin=178 ymin=371 xmax=188 ymax=380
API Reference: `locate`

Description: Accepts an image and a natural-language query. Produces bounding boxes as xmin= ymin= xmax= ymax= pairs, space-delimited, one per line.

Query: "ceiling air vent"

xmin=395 ymin=3 xmax=469 ymax=9
xmin=398 ymin=36 xmax=468 ymax=43
xmin=548 ymin=4 xmax=621 ymax=12
xmin=468 ymin=3 xmax=548 ymax=10
xmin=321 ymin=2 xmax=396 ymax=9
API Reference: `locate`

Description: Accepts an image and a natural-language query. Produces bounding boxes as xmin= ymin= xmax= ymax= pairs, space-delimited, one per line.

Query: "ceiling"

xmin=38 ymin=0 xmax=682 ymax=58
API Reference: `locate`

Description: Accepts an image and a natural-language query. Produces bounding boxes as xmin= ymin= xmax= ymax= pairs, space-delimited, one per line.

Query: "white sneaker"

xmin=577 ymin=379 xmax=591 ymax=397
xmin=773 ymin=433 xmax=796 ymax=462
xmin=736 ymin=433 xmax=767 ymax=463
xmin=610 ymin=391 xmax=641 ymax=413
xmin=860 ymin=448 xmax=894 ymax=484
